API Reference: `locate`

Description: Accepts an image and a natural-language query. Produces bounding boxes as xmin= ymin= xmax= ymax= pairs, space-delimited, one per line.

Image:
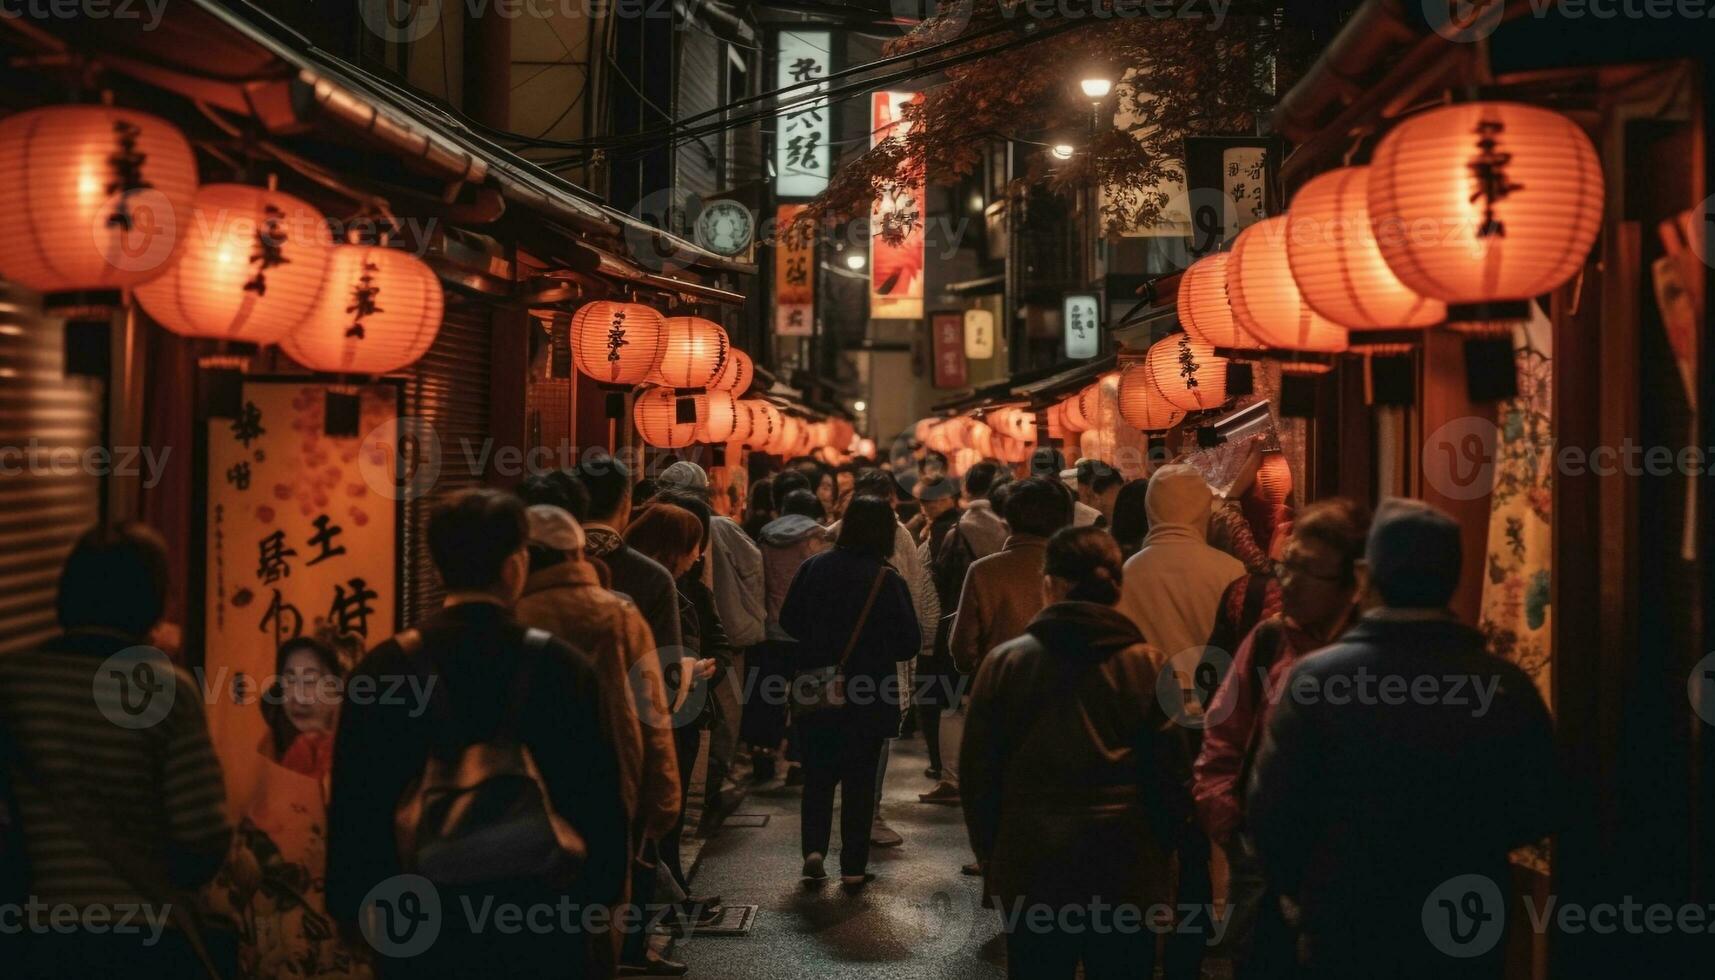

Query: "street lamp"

xmin=1051 ymin=143 xmax=1076 ymax=160
xmin=1080 ymin=77 xmax=1112 ymax=99
xmin=844 ymin=250 xmax=867 ymax=271
xmin=854 ymin=400 xmax=867 ymax=413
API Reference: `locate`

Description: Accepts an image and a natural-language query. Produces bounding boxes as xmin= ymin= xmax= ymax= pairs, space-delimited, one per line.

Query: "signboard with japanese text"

xmin=1184 ymin=136 xmax=1278 ymax=257
xmin=774 ymin=31 xmax=832 ymax=198
xmin=1064 ymin=293 xmax=1101 ymax=359
xmin=963 ymin=308 xmax=995 ymax=360
xmin=869 ymin=91 xmax=926 ymax=321
xmin=931 ymin=311 xmax=968 ymax=389
xmin=775 ymin=203 xmax=815 ymax=337
xmin=201 ymin=379 xmax=401 ymax=978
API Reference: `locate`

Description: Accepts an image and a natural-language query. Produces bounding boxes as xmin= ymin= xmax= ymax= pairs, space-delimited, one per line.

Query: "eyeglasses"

xmin=1273 ymin=558 xmax=1347 ymax=584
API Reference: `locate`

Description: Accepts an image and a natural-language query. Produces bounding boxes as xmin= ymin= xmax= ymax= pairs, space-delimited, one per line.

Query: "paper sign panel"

xmin=775 ymin=31 xmax=832 ymax=198
xmin=775 ymin=203 xmax=815 ymax=337
xmin=869 ymin=91 xmax=926 ymax=321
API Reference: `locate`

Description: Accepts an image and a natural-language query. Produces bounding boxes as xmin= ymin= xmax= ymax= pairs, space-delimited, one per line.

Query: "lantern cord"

xmin=195 ymin=101 xmax=397 ymax=220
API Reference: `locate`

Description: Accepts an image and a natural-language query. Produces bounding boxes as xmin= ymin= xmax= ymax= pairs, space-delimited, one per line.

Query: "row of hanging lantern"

xmin=1175 ymin=101 xmax=1602 ymax=401
xmin=0 ymin=105 xmax=448 ymax=405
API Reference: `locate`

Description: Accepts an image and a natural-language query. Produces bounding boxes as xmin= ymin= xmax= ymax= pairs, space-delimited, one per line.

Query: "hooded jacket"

xmin=1116 ymin=464 xmax=1246 ymax=666
xmin=758 ymin=514 xmax=830 ymax=639
xmin=960 ymin=602 xmax=1190 ymax=909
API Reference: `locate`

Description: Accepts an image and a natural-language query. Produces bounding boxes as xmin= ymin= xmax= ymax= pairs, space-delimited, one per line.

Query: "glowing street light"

xmin=844 ymin=250 xmax=867 ymax=271
xmin=1051 ymin=143 xmax=1076 ymax=160
xmin=1080 ymin=77 xmax=1112 ymax=99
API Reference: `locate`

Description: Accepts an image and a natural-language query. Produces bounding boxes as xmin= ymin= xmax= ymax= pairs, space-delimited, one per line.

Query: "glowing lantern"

xmin=710 ymin=347 xmax=753 ymax=393
xmin=0 ymin=106 xmax=198 ymax=309
xmin=772 ymin=415 xmax=805 ymax=456
xmin=986 ymin=407 xmax=1036 ymax=443
xmin=1227 ymin=216 xmax=1349 ymax=366
xmin=964 ymin=309 xmax=996 ymax=359
xmin=1367 ymin=102 xmax=1603 ymax=335
xmin=1178 ymin=254 xmax=1263 ymax=350
xmin=914 ymin=418 xmax=937 ymax=446
xmin=634 ymin=386 xmax=703 ymax=448
xmin=1286 ymin=166 xmax=1444 ymax=351
xmin=694 ymin=391 xmax=739 ymax=443
xmin=1118 ymin=364 xmax=1186 ymax=432
xmin=746 ymin=400 xmax=782 ymax=450
xmin=1076 ymin=381 xmax=1106 ymax=430
xmin=136 ymin=184 xmax=333 ymax=344
xmin=283 ymin=245 xmax=442 ymax=375
xmin=1144 ymin=334 xmax=1228 ymax=412
xmin=649 ymin=316 xmax=729 ymax=389
xmin=570 ymin=301 xmax=666 ymax=385
xmin=966 ymin=420 xmax=995 ymax=459
xmin=729 ymin=398 xmax=758 ymax=444
xmin=1255 ymin=451 xmax=1293 ymax=505
xmin=1060 ymin=390 xmax=1093 ymax=434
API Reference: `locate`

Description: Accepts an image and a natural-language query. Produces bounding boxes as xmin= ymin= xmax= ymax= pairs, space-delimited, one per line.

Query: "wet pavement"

xmin=677 ymin=737 xmax=1008 ymax=980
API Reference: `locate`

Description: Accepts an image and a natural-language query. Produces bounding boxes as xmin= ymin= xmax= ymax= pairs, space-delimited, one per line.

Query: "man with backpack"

xmin=326 ymin=489 xmax=628 ymax=979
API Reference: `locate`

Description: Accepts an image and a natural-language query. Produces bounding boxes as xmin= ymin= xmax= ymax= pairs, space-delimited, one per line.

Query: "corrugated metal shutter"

xmin=675 ymin=29 xmax=721 ymax=205
xmin=0 ymin=284 xmax=103 ymax=654
xmin=403 ymin=294 xmax=493 ymax=624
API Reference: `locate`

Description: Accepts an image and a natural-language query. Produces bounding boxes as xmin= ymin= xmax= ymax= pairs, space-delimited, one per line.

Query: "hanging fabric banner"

xmin=931 ymin=310 xmax=968 ymax=389
xmin=202 ymin=378 xmax=401 ymax=978
xmin=774 ymin=30 xmax=832 ymax=198
xmin=869 ymin=91 xmax=926 ymax=321
xmin=775 ymin=203 xmax=815 ymax=337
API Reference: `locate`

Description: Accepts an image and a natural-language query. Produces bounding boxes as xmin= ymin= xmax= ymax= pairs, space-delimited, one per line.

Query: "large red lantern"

xmin=649 ymin=316 xmax=729 ymax=389
xmin=693 ymin=390 xmax=739 ymax=444
xmin=136 ymin=184 xmax=333 ymax=345
xmin=570 ymin=301 xmax=666 ymax=385
xmin=1286 ymin=166 xmax=1444 ymax=350
xmin=1118 ymin=364 xmax=1186 ymax=432
xmin=1144 ymin=334 xmax=1229 ymax=412
xmin=634 ymin=386 xmax=703 ymax=448
xmin=1227 ymin=216 xmax=1349 ymax=365
xmin=1367 ymin=102 xmax=1602 ymax=334
xmin=710 ymin=347 xmax=753 ymax=393
xmin=0 ymin=106 xmax=199 ymax=310
xmin=1179 ymin=253 xmax=1263 ymax=350
xmin=282 ymin=245 xmax=442 ymax=375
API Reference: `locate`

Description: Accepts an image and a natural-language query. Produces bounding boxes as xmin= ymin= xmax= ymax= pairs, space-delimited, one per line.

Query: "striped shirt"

xmin=0 ymin=629 xmax=229 ymax=909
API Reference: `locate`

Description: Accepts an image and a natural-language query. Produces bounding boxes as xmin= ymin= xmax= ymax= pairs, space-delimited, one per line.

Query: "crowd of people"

xmin=0 ymin=436 xmax=1559 ymax=980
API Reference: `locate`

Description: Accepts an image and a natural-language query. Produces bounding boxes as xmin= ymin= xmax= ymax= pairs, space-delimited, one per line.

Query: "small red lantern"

xmin=1367 ymin=102 xmax=1603 ymax=335
xmin=1060 ymin=390 xmax=1093 ymax=434
xmin=571 ymin=301 xmax=667 ymax=385
xmin=0 ymin=105 xmax=198 ymax=309
xmin=1227 ymin=216 xmax=1349 ymax=364
xmin=1118 ymin=364 xmax=1186 ymax=432
xmin=649 ymin=316 xmax=729 ymax=389
xmin=634 ymin=386 xmax=703 ymax=448
xmin=1255 ymin=451 xmax=1293 ymax=505
xmin=282 ymin=245 xmax=442 ymax=375
xmin=1144 ymin=334 xmax=1229 ymax=412
xmin=710 ymin=347 xmax=753 ymax=393
xmin=136 ymin=183 xmax=333 ymax=345
xmin=1179 ymin=253 xmax=1263 ymax=350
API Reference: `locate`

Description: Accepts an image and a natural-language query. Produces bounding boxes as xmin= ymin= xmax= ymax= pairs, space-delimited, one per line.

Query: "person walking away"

xmin=1030 ymin=447 xmax=1103 ymax=528
xmin=779 ymin=496 xmax=922 ymax=888
xmin=574 ymin=453 xmax=685 ymax=657
xmin=0 ymin=524 xmax=231 ymax=978
xmin=624 ymin=499 xmax=727 ymax=931
xmin=1110 ymin=478 xmax=1151 ymax=561
xmin=1074 ymin=458 xmax=1124 ymax=525
xmin=961 ymin=527 xmax=1192 ymax=980
xmin=326 ymin=490 xmax=627 ymax=979
xmin=911 ymin=472 xmax=964 ymax=785
xmin=953 ymin=461 xmax=1010 ymax=561
xmin=742 ymin=477 xmax=776 ymax=542
xmin=1194 ymin=499 xmax=1369 ymax=979
xmin=514 ymin=505 xmax=682 ymax=976
xmin=749 ymin=489 xmax=830 ymax=783
xmin=1247 ymin=498 xmax=1558 ymax=980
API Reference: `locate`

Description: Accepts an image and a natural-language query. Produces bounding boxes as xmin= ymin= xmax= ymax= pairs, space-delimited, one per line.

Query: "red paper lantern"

xmin=1060 ymin=390 xmax=1093 ymax=434
xmin=710 ymin=347 xmax=753 ymax=393
xmin=649 ymin=316 xmax=729 ymax=389
xmin=1255 ymin=451 xmax=1293 ymax=505
xmin=136 ymin=184 xmax=333 ymax=344
xmin=283 ymin=245 xmax=442 ymax=375
xmin=570 ymin=301 xmax=666 ymax=385
xmin=1118 ymin=364 xmax=1186 ymax=432
xmin=1367 ymin=102 xmax=1603 ymax=334
xmin=694 ymin=390 xmax=739 ymax=444
xmin=1179 ymin=253 xmax=1263 ymax=350
xmin=986 ymin=407 xmax=1036 ymax=443
xmin=1227 ymin=216 xmax=1349 ymax=364
xmin=1144 ymin=334 xmax=1229 ymax=412
xmin=634 ymin=386 xmax=703 ymax=448
xmin=1044 ymin=401 xmax=1067 ymax=442
xmin=0 ymin=105 xmax=199 ymax=307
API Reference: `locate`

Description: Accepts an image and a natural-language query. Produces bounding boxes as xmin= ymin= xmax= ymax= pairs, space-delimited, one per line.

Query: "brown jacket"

xmin=948 ymin=534 xmax=1049 ymax=675
xmin=516 ymin=560 xmax=682 ymax=840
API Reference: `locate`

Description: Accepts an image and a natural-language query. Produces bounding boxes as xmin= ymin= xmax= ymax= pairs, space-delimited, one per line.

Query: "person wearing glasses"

xmin=1191 ymin=498 xmax=1370 ymax=980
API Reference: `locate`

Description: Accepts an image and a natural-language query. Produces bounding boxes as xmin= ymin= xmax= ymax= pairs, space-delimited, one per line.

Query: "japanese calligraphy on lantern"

xmin=1064 ymin=293 xmax=1101 ymax=360
xmin=870 ymin=91 xmax=926 ymax=321
xmin=775 ymin=203 xmax=815 ymax=337
xmin=931 ymin=311 xmax=968 ymax=389
xmin=774 ymin=30 xmax=831 ymax=198
xmin=1222 ymin=146 xmax=1268 ymax=234
xmin=964 ymin=308 xmax=995 ymax=360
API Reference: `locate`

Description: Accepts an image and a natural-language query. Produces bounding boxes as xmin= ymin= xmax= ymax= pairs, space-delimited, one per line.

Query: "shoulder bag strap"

xmin=835 ymin=567 xmax=891 ymax=671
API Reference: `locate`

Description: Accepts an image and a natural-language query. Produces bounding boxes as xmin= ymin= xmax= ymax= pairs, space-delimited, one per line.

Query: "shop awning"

xmin=1010 ymin=355 xmax=1118 ymax=405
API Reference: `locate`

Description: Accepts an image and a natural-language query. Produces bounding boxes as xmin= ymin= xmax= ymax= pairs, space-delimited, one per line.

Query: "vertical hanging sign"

xmin=775 ymin=203 xmax=815 ymax=337
xmin=964 ymin=308 xmax=995 ymax=360
xmin=1064 ymin=293 xmax=1101 ymax=359
xmin=774 ymin=31 xmax=831 ymax=199
xmin=931 ymin=310 xmax=967 ymax=389
xmin=870 ymin=91 xmax=926 ymax=321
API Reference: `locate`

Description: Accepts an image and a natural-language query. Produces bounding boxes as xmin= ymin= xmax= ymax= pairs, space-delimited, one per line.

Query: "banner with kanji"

xmin=869 ymin=91 xmax=925 ymax=321
xmin=775 ymin=203 xmax=815 ymax=337
xmin=930 ymin=311 xmax=967 ymax=389
xmin=203 ymin=379 xmax=399 ymax=979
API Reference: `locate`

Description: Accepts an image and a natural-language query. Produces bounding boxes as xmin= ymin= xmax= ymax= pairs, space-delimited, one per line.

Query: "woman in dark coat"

xmin=961 ymin=526 xmax=1193 ymax=980
xmin=779 ymin=495 xmax=921 ymax=887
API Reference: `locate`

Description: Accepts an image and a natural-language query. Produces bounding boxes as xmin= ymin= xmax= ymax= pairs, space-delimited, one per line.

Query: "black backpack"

xmin=392 ymin=629 xmax=587 ymax=890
